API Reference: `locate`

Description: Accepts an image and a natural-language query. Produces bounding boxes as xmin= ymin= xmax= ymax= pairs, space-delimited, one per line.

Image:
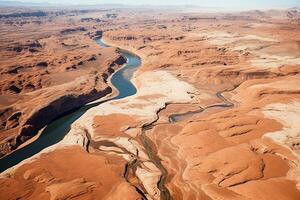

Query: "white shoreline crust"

xmin=1 ymin=70 xmax=197 ymax=199
xmin=263 ymin=102 xmax=300 ymax=189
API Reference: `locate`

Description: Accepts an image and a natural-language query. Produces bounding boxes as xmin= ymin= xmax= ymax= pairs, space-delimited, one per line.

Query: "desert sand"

xmin=0 ymin=5 xmax=300 ymax=200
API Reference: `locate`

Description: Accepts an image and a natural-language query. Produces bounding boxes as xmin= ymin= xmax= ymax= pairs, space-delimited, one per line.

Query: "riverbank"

xmin=1 ymin=6 xmax=300 ymax=200
xmin=0 ymin=37 xmax=199 ymax=199
xmin=0 ymin=39 xmax=135 ymax=174
xmin=0 ymin=25 xmax=128 ymax=158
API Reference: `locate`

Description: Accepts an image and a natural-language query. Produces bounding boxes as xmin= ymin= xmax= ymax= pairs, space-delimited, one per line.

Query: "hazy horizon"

xmin=1 ymin=0 xmax=300 ymax=9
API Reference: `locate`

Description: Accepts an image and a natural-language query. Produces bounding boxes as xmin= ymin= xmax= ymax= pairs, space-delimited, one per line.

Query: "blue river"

xmin=0 ymin=39 xmax=141 ymax=172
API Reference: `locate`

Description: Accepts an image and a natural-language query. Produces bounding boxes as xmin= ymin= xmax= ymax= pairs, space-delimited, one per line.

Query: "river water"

xmin=0 ymin=39 xmax=141 ymax=173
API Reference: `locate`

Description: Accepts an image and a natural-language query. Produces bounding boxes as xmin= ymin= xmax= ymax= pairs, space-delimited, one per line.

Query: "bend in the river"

xmin=0 ymin=38 xmax=141 ymax=173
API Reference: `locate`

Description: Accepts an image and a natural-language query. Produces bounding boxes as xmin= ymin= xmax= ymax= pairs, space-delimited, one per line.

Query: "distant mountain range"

xmin=0 ymin=1 xmax=299 ymax=11
xmin=0 ymin=1 xmax=139 ymax=8
xmin=0 ymin=1 xmax=203 ymax=10
xmin=0 ymin=1 xmax=53 ymax=7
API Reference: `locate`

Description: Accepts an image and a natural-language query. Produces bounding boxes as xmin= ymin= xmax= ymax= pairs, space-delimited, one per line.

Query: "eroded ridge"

xmin=1 ymin=6 xmax=300 ymax=200
xmin=66 ymin=70 xmax=197 ymax=199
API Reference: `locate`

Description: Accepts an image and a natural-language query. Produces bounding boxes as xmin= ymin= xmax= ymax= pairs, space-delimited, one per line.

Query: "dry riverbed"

xmin=1 ymin=6 xmax=300 ymax=200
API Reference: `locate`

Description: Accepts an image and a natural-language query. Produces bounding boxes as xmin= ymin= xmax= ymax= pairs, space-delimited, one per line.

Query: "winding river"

xmin=0 ymin=39 xmax=141 ymax=173
xmin=0 ymin=38 xmax=237 ymax=200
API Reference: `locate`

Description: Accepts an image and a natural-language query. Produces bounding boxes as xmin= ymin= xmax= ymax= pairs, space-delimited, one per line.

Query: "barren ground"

xmin=0 ymin=6 xmax=300 ymax=200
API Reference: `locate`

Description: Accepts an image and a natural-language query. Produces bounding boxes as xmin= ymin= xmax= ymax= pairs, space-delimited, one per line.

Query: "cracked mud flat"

xmin=1 ymin=6 xmax=300 ymax=200
xmin=68 ymin=70 xmax=197 ymax=200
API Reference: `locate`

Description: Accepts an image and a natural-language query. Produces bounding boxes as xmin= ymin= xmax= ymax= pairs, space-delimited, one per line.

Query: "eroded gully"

xmin=87 ymin=40 xmax=237 ymax=200
xmin=0 ymin=37 xmax=236 ymax=200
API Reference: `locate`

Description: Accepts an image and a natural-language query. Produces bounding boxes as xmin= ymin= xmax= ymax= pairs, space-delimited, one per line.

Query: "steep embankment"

xmin=0 ymin=19 xmax=127 ymax=157
xmin=1 ymin=7 xmax=300 ymax=200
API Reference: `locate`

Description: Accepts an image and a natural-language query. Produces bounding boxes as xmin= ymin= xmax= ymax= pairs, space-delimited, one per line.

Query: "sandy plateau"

xmin=0 ymin=6 xmax=300 ymax=200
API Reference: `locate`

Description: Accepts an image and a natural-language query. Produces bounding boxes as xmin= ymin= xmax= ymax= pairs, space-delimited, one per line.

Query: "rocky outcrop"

xmin=0 ymin=11 xmax=47 ymax=18
xmin=36 ymin=61 xmax=48 ymax=67
xmin=89 ymin=30 xmax=103 ymax=40
xmin=1 ymin=6 xmax=300 ymax=200
xmin=0 ymin=53 xmax=126 ymax=157
xmin=60 ymin=27 xmax=87 ymax=35
xmin=0 ymin=85 xmax=112 ymax=156
xmin=17 ymin=87 xmax=112 ymax=144
xmin=9 ymin=40 xmax=42 ymax=53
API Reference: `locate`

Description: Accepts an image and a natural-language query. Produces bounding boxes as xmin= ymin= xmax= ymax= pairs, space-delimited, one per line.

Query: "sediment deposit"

xmin=1 ymin=6 xmax=300 ymax=200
